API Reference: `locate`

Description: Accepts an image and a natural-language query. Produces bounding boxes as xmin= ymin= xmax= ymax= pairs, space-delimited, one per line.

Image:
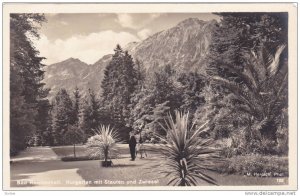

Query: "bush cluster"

xmin=216 ymin=155 xmax=288 ymax=177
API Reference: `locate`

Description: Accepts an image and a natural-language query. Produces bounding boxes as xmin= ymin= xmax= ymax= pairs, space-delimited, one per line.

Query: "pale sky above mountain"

xmin=33 ymin=13 xmax=220 ymax=65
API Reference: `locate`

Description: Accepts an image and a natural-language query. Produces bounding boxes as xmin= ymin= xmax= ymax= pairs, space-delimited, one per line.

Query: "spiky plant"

xmin=149 ymin=111 xmax=221 ymax=186
xmin=86 ymin=125 xmax=119 ymax=165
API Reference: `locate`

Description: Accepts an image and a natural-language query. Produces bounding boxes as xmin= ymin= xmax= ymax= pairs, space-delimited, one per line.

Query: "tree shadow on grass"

xmin=112 ymin=164 xmax=137 ymax=168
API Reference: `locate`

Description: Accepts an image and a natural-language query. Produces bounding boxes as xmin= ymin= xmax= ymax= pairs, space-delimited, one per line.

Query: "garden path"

xmin=10 ymin=147 xmax=86 ymax=188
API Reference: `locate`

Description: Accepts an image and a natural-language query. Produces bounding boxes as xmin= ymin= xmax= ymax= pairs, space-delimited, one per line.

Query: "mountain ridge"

xmin=43 ymin=18 xmax=217 ymax=99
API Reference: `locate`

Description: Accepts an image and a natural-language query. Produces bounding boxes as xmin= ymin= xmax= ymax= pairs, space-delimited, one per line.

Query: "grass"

xmin=52 ymin=145 xmax=289 ymax=178
xmin=52 ymin=144 xmax=288 ymax=186
xmin=11 ymin=145 xmax=288 ymax=187
xmin=52 ymin=145 xmax=89 ymax=158
xmin=76 ymin=156 xmax=170 ymax=186
xmin=75 ymin=155 xmax=288 ymax=186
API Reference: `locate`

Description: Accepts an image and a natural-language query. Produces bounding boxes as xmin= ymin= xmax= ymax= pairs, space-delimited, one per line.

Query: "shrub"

xmin=276 ymin=127 xmax=288 ymax=155
xmin=61 ymin=156 xmax=99 ymax=162
xmin=86 ymin=125 xmax=119 ymax=166
xmin=216 ymin=155 xmax=288 ymax=177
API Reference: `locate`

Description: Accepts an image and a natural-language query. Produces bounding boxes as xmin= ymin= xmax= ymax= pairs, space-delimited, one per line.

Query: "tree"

xmin=134 ymin=59 xmax=146 ymax=88
xmin=206 ymin=13 xmax=288 ymax=154
xmin=52 ymin=89 xmax=73 ymax=145
xmin=80 ymin=88 xmax=100 ymax=137
xmin=207 ymin=13 xmax=287 ymax=85
xmin=101 ymin=45 xmax=138 ymax=139
xmin=64 ymin=124 xmax=84 ymax=157
xmin=10 ymin=14 xmax=47 ymax=154
xmin=146 ymin=101 xmax=170 ymax=136
xmin=35 ymin=97 xmax=53 ymax=146
xmin=70 ymin=86 xmax=81 ymax=125
xmin=58 ymin=87 xmax=85 ymax=156
xmin=131 ymin=65 xmax=182 ymax=137
xmin=128 ymin=59 xmax=146 ymax=126
xmin=101 ymin=44 xmax=123 ymax=124
xmin=177 ymin=72 xmax=206 ymax=116
xmin=211 ymin=44 xmax=287 ymax=154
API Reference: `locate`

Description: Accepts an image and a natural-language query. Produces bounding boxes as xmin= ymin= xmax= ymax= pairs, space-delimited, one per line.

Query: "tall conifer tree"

xmin=101 ymin=45 xmax=137 ymax=139
xmin=10 ymin=14 xmax=47 ymax=154
xmin=80 ymin=88 xmax=100 ymax=137
xmin=52 ymin=89 xmax=73 ymax=145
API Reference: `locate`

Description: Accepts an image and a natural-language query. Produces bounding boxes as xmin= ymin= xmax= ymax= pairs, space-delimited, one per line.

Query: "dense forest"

xmin=10 ymin=12 xmax=288 ymax=165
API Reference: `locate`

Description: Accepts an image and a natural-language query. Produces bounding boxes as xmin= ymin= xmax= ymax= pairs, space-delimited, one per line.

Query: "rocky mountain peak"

xmin=176 ymin=18 xmax=205 ymax=27
xmin=128 ymin=18 xmax=216 ymax=71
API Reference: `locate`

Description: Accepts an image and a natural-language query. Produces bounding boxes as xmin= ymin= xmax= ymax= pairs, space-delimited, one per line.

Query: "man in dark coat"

xmin=129 ymin=133 xmax=137 ymax=161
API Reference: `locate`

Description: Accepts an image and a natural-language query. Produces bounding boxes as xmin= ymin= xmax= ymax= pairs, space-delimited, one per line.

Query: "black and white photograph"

xmin=2 ymin=3 xmax=298 ymax=191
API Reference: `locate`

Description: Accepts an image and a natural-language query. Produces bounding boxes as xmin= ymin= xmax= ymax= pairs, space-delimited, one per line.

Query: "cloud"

xmin=116 ymin=14 xmax=136 ymax=29
xmin=137 ymin=29 xmax=152 ymax=40
xmin=60 ymin=21 xmax=68 ymax=26
xmin=149 ymin=13 xmax=162 ymax=20
xmin=115 ymin=13 xmax=163 ymax=30
xmin=33 ymin=31 xmax=140 ymax=65
xmin=45 ymin=13 xmax=58 ymax=17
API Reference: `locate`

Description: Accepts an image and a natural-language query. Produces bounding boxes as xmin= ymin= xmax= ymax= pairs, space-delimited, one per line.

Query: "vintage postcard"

xmin=2 ymin=3 xmax=298 ymax=191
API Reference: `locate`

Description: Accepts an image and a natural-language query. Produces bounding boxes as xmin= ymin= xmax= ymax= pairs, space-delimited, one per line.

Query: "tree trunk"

xmin=73 ymin=143 xmax=76 ymax=158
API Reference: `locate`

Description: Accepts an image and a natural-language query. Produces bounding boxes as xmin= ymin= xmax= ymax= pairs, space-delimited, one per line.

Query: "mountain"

xmin=81 ymin=54 xmax=112 ymax=93
xmin=127 ymin=18 xmax=216 ymax=71
xmin=43 ymin=58 xmax=89 ymax=98
xmin=43 ymin=18 xmax=216 ymax=99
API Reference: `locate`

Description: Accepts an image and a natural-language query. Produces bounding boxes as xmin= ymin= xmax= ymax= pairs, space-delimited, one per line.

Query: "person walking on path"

xmin=129 ymin=132 xmax=137 ymax=161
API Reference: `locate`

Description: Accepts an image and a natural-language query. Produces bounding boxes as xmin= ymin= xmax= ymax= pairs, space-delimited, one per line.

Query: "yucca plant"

xmin=86 ymin=125 xmax=119 ymax=167
xmin=149 ymin=111 xmax=221 ymax=186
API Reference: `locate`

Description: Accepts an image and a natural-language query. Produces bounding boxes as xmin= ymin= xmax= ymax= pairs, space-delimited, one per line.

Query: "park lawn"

xmin=74 ymin=155 xmax=288 ymax=187
xmin=52 ymin=145 xmax=89 ymax=158
xmin=76 ymin=156 xmax=170 ymax=186
xmin=11 ymin=146 xmax=288 ymax=187
xmin=51 ymin=145 xmax=288 ymax=186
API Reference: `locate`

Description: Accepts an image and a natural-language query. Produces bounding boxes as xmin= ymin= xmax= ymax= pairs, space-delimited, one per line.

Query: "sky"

xmin=33 ymin=13 xmax=220 ymax=65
